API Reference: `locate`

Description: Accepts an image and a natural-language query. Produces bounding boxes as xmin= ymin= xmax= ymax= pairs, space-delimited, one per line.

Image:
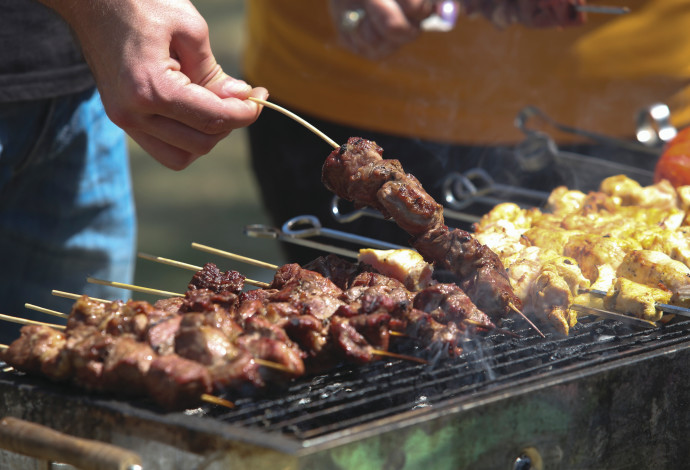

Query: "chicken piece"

xmin=358 ymin=248 xmax=434 ymax=291
xmin=604 ymin=277 xmax=672 ymax=322
xmin=527 ymin=253 xmax=589 ymax=335
xmin=522 ymin=227 xmax=584 ymax=254
xmin=635 ymin=226 xmax=690 ymax=267
xmin=600 ymin=175 xmax=679 ymax=211
xmin=599 ymin=175 xmax=643 ymax=205
xmin=503 ymin=246 xmax=543 ymax=301
xmin=546 ymin=186 xmax=587 ymax=215
xmin=563 ymin=234 xmax=641 ymax=282
xmin=676 ymin=185 xmax=690 ymax=212
xmin=474 ymin=202 xmax=536 ymax=232
xmin=617 ymin=250 xmax=690 ymax=306
xmin=474 ymin=219 xmax=526 ymax=259
xmin=569 ymin=263 xmax=616 ymax=310
xmin=528 ymin=267 xmax=577 ymax=335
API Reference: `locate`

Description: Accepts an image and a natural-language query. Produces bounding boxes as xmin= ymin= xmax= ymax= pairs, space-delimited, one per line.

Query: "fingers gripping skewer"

xmin=248 ymin=97 xmax=340 ymax=149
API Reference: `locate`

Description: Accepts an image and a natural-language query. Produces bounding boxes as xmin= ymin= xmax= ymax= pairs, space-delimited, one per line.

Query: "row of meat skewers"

xmin=1 ymin=248 xmax=516 ymax=410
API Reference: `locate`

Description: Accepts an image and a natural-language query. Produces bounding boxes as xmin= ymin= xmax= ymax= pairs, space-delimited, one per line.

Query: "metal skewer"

xmin=585 ymin=289 xmax=690 ymax=318
xmin=575 ymin=5 xmax=630 ymax=15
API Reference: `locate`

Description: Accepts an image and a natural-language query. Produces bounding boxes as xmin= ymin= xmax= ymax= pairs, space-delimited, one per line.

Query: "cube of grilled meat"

xmin=101 ymin=337 xmax=155 ymax=395
xmin=66 ymin=296 xmax=124 ymax=331
xmin=175 ymin=313 xmax=240 ymax=366
xmin=413 ymin=283 xmax=495 ymax=330
xmin=145 ymin=354 xmax=213 ymax=410
xmin=181 ymin=288 xmax=240 ymax=314
xmin=343 ymin=271 xmax=414 ymax=310
xmin=105 ymin=300 xmax=170 ymax=340
xmin=236 ymin=334 xmax=306 ymax=376
xmin=329 ymin=316 xmax=374 ymax=364
xmin=153 ymin=296 xmax=185 ymax=314
xmin=269 ymin=264 xmax=345 ymax=320
xmin=303 ymin=254 xmax=368 ymax=290
xmin=67 ymin=296 xmax=173 ymax=343
xmin=322 ymin=137 xmax=399 ymax=214
xmin=146 ymin=315 xmax=183 ymax=356
xmin=346 ymin=313 xmax=391 ymax=351
xmin=64 ymin=325 xmax=116 ymax=391
xmin=393 ymin=309 xmax=463 ymax=357
xmin=188 ymin=262 xmax=245 ymax=294
xmin=283 ymin=314 xmax=330 ymax=360
xmin=413 ymin=226 xmax=520 ymax=319
xmin=378 ymin=175 xmax=444 ymax=237
xmin=209 ymin=350 xmax=264 ymax=393
xmin=1 ymin=325 xmax=71 ymax=381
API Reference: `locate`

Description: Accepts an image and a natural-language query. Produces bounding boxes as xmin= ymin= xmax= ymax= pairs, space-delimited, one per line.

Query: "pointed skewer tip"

xmin=508 ymin=302 xmax=545 ymax=338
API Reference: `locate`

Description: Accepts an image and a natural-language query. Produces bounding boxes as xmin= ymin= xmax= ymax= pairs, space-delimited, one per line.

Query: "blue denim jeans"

xmin=0 ymin=88 xmax=136 ymax=344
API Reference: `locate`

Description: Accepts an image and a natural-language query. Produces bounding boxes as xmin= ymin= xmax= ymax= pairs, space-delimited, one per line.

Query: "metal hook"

xmin=282 ymin=215 xmax=405 ymax=250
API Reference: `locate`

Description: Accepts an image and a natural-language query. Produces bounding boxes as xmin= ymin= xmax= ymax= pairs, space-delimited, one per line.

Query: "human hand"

xmin=459 ymin=0 xmax=586 ymax=29
xmin=329 ymin=0 xmax=436 ymax=59
xmin=40 ymin=0 xmax=268 ymax=170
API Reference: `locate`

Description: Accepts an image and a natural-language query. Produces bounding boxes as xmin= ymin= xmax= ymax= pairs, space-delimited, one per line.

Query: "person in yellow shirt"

xmin=243 ymin=0 xmax=690 ymax=263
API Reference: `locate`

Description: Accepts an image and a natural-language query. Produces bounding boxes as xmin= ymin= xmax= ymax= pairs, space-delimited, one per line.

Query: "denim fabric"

xmin=0 ymin=88 xmax=136 ymax=344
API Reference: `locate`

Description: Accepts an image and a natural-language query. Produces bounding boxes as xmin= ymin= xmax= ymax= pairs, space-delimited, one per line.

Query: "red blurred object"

xmin=654 ymin=127 xmax=690 ymax=187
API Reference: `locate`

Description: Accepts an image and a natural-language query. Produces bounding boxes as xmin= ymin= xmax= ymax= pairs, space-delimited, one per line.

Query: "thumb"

xmin=172 ymin=26 xmax=253 ymax=99
xmin=199 ymin=66 xmax=254 ymax=100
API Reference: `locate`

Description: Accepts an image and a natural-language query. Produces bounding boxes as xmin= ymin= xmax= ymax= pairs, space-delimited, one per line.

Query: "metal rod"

xmin=586 ymin=289 xmax=690 ymax=318
xmin=570 ymin=304 xmax=658 ymax=328
xmin=575 ymin=5 xmax=630 ymax=15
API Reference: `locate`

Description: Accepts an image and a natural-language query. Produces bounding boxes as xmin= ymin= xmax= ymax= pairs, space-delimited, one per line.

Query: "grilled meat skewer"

xmin=322 ymin=137 xmax=521 ymax=321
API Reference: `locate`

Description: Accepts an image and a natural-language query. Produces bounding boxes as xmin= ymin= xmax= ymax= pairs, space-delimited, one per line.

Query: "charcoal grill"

xmin=2 ymin=106 xmax=686 ymax=469
xmin=3 ymin=312 xmax=690 ymax=469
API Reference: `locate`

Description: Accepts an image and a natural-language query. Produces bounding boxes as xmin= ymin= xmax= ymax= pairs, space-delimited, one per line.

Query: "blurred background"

xmin=130 ymin=0 xmax=286 ymax=299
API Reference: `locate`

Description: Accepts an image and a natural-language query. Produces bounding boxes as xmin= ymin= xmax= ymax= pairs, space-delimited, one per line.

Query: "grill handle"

xmin=0 ymin=416 xmax=142 ymax=470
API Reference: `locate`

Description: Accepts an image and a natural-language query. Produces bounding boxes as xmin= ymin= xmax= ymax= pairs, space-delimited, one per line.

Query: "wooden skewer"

xmin=52 ymin=290 xmax=110 ymax=303
xmin=254 ymin=358 xmax=298 ymax=375
xmin=0 ymin=313 xmax=65 ymax=330
xmin=138 ymin=252 xmax=270 ymax=288
xmin=87 ymin=277 xmax=184 ymax=298
xmin=509 ymin=302 xmax=545 ymax=338
xmin=200 ymin=393 xmax=235 ymax=409
xmin=24 ymin=303 xmax=69 ymax=319
xmin=248 ymin=97 xmax=340 ymax=149
xmin=190 ymin=244 xmax=279 ymax=271
xmin=372 ymin=349 xmax=428 ymax=364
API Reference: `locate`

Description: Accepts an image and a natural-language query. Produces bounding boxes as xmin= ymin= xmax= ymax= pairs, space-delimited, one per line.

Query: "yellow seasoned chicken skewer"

xmin=473 ymin=174 xmax=690 ymax=332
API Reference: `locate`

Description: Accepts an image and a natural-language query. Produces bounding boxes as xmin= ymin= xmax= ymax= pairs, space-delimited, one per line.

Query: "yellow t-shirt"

xmin=243 ymin=1 xmax=690 ymax=145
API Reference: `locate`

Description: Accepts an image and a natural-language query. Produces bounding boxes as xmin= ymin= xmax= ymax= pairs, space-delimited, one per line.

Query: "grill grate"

xmin=200 ymin=315 xmax=690 ymax=440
